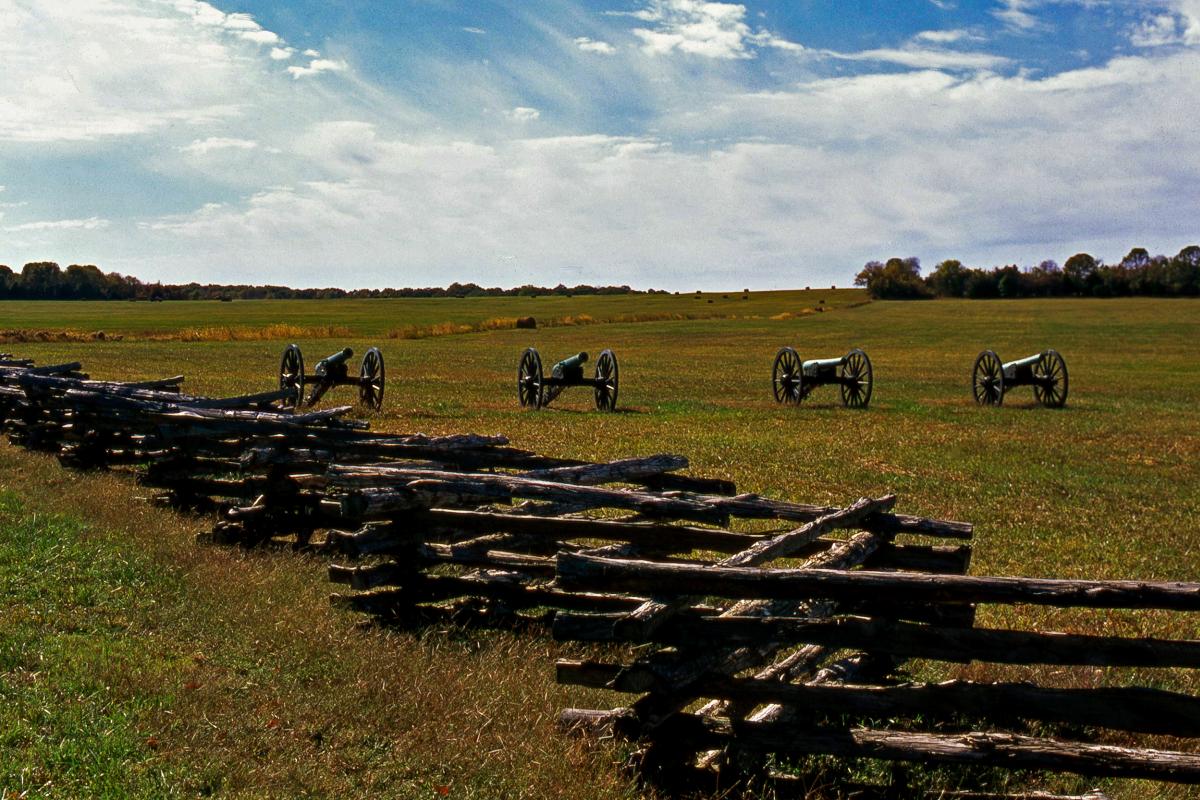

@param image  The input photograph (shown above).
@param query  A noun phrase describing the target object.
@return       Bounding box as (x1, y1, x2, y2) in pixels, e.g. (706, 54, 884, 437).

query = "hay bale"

(516, 316, 537, 330)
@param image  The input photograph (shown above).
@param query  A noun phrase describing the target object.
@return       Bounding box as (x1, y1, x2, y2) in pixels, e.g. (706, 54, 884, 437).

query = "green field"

(2, 293, 1198, 798)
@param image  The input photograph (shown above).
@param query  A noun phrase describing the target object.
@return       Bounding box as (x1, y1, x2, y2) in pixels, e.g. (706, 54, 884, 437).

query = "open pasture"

(1, 294, 1198, 798)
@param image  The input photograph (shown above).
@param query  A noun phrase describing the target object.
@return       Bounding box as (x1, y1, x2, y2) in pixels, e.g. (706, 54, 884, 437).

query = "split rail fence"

(3, 352, 1199, 799)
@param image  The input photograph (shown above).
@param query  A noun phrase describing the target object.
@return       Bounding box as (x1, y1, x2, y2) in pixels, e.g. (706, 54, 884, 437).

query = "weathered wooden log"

(662, 492, 973, 539)
(616, 496, 897, 640)
(557, 612, 1200, 668)
(650, 714, 1200, 783)
(328, 543, 557, 588)
(334, 475, 730, 525)
(557, 667, 1200, 737)
(326, 507, 772, 555)
(558, 553, 1200, 610)
(26, 362, 84, 376)
(760, 772, 1111, 800)
(334, 573, 657, 617)
(323, 465, 966, 537)
(520, 454, 688, 485)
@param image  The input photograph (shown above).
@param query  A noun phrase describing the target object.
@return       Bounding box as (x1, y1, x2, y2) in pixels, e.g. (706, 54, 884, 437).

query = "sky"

(1, 0, 1198, 291)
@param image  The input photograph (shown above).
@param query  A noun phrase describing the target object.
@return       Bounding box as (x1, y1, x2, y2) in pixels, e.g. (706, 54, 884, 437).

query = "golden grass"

(151, 323, 356, 342)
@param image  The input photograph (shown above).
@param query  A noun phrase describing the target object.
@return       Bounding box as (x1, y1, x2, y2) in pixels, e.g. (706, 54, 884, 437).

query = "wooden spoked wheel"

(1033, 349, 1068, 408)
(594, 349, 619, 412)
(772, 347, 803, 404)
(518, 347, 544, 409)
(359, 347, 385, 410)
(279, 344, 304, 410)
(972, 350, 1004, 406)
(839, 348, 873, 409)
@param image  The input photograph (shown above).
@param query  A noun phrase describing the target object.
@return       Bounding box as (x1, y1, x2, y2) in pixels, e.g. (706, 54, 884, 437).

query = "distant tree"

(996, 265, 1023, 298)
(0, 265, 15, 299)
(1063, 253, 1099, 296)
(1024, 260, 1065, 296)
(1120, 247, 1152, 272)
(20, 261, 64, 299)
(64, 264, 107, 299)
(964, 268, 999, 299)
(1168, 245, 1200, 296)
(855, 257, 931, 299)
(926, 259, 967, 297)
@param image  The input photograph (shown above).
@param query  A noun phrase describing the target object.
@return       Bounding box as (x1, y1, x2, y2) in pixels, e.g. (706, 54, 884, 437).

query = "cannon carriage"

(278, 344, 385, 410)
(517, 348, 619, 411)
(972, 349, 1067, 407)
(771, 347, 873, 409)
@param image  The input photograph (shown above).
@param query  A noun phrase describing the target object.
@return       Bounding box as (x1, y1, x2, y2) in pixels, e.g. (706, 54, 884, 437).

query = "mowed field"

(1, 292, 1198, 799)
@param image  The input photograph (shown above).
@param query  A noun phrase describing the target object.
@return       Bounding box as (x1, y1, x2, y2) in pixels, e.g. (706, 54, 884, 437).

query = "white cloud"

(130, 44, 1200, 289)
(1131, 14, 1180, 47)
(830, 46, 1009, 70)
(303, 49, 321, 57)
(1181, 0, 1200, 43)
(0, 0, 310, 143)
(575, 36, 617, 54)
(462, 27, 487, 35)
(506, 106, 541, 122)
(6, 217, 110, 232)
(914, 29, 981, 44)
(287, 58, 349, 79)
(179, 137, 259, 155)
(270, 46, 295, 60)
(993, 0, 1039, 31)
(630, 0, 801, 59)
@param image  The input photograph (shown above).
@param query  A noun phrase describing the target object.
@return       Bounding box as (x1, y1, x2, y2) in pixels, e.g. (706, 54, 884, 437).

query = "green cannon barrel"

(552, 352, 589, 382)
(554, 352, 589, 371)
(315, 347, 354, 377)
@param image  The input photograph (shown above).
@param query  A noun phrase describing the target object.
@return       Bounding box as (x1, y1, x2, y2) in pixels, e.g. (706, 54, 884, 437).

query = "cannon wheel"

(518, 347, 544, 409)
(359, 347, 385, 410)
(839, 348, 873, 409)
(972, 350, 1004, 406)
(594, 349, 619, 411)
(1033, 349, 1068, 408)
(279, 344, 304, 410)
(772, 346, 803, 404)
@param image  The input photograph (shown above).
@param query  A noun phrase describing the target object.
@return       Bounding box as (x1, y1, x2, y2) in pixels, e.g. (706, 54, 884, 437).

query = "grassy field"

(1, 293, 1198, 798)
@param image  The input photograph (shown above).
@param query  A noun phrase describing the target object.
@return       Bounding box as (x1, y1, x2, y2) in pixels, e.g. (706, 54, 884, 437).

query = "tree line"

(855, 246, 1200, 300)
(0, 262, 651, 301)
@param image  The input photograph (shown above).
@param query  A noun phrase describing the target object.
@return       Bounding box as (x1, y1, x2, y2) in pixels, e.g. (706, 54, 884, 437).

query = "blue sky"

(1, 0, 1198, 290)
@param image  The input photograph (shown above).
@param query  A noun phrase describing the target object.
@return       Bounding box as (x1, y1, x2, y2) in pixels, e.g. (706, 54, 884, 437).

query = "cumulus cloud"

(630, 0, 801, 59)
(287, 58, 349, 79)
(575, 36, 617, 54)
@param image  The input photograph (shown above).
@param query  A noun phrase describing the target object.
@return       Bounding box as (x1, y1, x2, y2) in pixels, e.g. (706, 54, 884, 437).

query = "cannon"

(517, 347, 618, 411)
(771, 347, 873, 408)
(972, 349, 1067, 407)
(278, 344, 385, 410)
